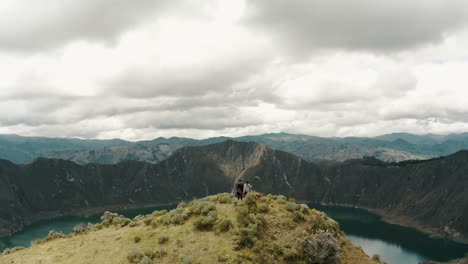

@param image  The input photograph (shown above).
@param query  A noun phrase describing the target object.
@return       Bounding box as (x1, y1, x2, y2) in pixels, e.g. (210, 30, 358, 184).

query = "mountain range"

(1, 140, 467, 243)
(2, 132, 468, 164)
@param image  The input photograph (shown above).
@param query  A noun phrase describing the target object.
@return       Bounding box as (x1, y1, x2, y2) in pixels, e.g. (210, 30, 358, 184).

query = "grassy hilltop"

(1, 193, 380, 264)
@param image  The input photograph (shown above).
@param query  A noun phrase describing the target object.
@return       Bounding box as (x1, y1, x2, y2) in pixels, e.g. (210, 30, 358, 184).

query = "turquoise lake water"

(1, 203, 467, 264)
(310, 203, 468, 264)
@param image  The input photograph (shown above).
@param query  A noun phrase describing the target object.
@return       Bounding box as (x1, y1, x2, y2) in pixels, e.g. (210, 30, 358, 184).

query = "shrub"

(283, 246, 302, 262)
(207, 210, 218, 218)
(73, 224, 86, 235)
(253, 215, 267, 233)
(90, 223, 103, 231)
(143, 248, 167, 259)
(288, 197, 296, 202)
(133, 215, 145, 221)
(100, 212, 131, 227)
(236, 206, 250, 227)
(271, 243, 284, 257)
(237, 224, 259, 249)
(308, 212, 340, 233)
(143, 218, 152, 226)
(134, 235, 141, 243)
(191, 201, 216, 215)
(372, 254, 381, 262)
(101, 211, 119, 226)
(128, 248, 167, 263)
(143, 249, 156, 259)
(177, 202, 188, 208)
(218, 253, 229, 262)
(150, 219, 158, 229)
(178, 256, 191, 264)
(193, 215, 217, 231)
(252, 242, 280, 264)
(293, 211, 306, 223)
(153, 249, 168, 258)
(114, 216, 131, 227)
(236, 214, 266, 249)
(277, 195, 287, 201)
(158, 235, 169, 245)
(176, 239, 184, 248)
(216, 217, 233, 232)
(128, 221, 139, 227)
(32, 230, 66, 245)
(139, 256, 152, 264)
(284, 202, 300, 212)
(257, 203, 269, 213)
(244, 194, 257, 209)
(217, 193, 233, 204)
(127, 249, 143, 263)
(371, 254, 388, 263)
(259, 196, 271, 204)
(2, 246, 25, 255)
(160, 208, 191, 225)
(300, 230, 342, 264)
(169, 213, 186, 225)
(300, 204, 311, 215)
(152, 210, 168, 217)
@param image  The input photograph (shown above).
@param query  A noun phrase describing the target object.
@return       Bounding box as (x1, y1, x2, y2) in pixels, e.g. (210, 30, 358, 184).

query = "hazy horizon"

(2, 130, 468, 142)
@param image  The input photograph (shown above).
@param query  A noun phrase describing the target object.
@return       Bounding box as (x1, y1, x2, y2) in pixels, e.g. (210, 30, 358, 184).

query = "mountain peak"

(0, 193, 375, 264)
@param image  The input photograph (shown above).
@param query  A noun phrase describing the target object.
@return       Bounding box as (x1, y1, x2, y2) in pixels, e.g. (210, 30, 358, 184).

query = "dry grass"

(0, 192, 378, 264)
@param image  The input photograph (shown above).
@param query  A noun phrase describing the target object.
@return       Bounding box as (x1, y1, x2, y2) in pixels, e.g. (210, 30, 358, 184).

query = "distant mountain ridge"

(1, 140, 468, 242)
(2, 132, 468, 164)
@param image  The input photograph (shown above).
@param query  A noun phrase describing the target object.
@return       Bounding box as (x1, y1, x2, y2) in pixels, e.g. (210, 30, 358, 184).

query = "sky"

(1, 0, 468, 141)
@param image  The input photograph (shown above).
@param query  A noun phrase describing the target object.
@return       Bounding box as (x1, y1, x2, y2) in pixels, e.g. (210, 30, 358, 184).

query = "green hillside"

(1, 193, 379, 264)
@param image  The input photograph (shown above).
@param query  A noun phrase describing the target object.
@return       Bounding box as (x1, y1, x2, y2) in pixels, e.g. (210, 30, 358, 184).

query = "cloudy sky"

(1, 0, 468, 140)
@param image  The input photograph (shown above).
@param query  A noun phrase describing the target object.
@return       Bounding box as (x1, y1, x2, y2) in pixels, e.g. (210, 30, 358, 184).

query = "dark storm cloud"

(0, 0, 173, 51)
(245, 0, 468, 53)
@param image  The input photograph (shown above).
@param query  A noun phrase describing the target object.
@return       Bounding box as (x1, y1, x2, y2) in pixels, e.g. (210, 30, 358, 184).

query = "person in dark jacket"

(235, 179, 244, 200)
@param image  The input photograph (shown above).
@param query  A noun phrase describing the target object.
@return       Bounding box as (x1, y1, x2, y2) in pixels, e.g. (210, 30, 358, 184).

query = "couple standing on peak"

(234, 179, 252, 201)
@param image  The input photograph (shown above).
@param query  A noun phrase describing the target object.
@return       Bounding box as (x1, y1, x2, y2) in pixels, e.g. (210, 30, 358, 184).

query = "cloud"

(103, 16, 274, 99)
(245, 0, 468, 54)
(0, 0, 174, 51)
(1, 0, 468, 140)
(271, 53, 418, 109)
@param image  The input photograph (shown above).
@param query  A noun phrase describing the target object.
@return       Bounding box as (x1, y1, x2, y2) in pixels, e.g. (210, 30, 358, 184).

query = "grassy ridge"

(1, 193, 380, 264)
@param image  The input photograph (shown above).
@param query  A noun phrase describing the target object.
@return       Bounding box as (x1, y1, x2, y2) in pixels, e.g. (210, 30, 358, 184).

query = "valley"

(1, 140, 467, 245)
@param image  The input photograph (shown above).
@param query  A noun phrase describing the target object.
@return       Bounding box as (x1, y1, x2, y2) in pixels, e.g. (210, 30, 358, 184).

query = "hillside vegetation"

(2, 140, 468, 242)
(0, 193, 378, 264)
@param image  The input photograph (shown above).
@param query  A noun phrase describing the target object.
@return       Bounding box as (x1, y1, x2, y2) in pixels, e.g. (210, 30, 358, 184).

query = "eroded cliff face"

(0, 140, 467, 241)
(238, 148, 468, 242)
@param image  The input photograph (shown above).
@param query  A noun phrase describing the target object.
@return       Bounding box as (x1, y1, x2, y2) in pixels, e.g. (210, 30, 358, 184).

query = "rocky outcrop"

(1, 140, 467, 242)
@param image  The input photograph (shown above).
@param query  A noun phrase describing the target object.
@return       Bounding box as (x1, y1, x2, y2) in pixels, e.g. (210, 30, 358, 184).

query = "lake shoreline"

(3, 197, 468, 263)
(0, 201, 178, 239)
(3, 198, 468, 247)
(301, 201, 468, 245)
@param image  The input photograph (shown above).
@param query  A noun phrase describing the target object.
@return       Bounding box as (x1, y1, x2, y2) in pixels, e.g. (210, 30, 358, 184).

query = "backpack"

(236, 182, 244, 193)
